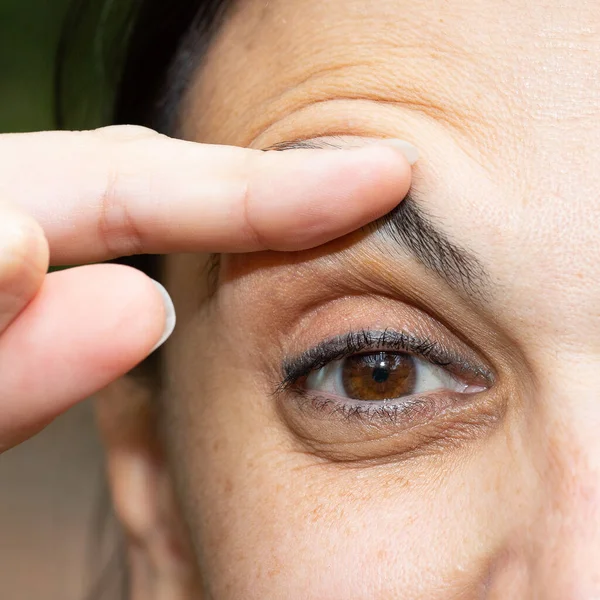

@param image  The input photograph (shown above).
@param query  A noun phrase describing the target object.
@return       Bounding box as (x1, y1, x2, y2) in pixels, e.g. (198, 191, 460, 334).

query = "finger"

(0, 264, 173, 450)
(0, 207, 48, 333)
(0, 127, 416, 263)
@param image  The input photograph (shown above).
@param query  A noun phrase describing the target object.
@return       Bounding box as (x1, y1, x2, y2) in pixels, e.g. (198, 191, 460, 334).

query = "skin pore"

(99, 0, 600, 598)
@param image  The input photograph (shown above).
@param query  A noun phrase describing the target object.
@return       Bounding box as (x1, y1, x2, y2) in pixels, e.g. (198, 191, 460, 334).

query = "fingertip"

(340, 143, 414, 198)
(57, 264, 169, 367)
(370, 138, 419, 165)
(0, 208, 49, 279)
(2, 264, 167, 388)
(0, 263, 171, 447)
(247, 143, 414, 251)
(0, 209, 49, 332)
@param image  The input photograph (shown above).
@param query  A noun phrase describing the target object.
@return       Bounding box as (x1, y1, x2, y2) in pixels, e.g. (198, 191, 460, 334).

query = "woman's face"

(106, 0, 600, 597)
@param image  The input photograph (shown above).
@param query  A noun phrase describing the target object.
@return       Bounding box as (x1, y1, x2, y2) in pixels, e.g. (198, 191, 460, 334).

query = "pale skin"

(96, 0, 600, 598)
(0, 126, 413, 450)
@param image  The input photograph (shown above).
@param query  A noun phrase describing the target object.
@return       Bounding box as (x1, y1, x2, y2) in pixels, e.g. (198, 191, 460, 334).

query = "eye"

(278, 330, 497, 458)
(305, 351, 481, 402)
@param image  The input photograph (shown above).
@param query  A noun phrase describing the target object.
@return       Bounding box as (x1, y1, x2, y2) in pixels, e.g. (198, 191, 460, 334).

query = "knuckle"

(97, 166, 144, 258)
(239, 150, 269, 250)
(93, 126, 161, 258)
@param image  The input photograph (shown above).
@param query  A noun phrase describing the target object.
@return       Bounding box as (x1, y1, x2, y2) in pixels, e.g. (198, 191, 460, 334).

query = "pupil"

(372, 366, 390, 383)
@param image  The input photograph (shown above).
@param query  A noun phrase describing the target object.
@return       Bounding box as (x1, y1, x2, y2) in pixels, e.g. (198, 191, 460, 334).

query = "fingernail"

(373, 139, 419, 165)
(150, 280, 176, 353)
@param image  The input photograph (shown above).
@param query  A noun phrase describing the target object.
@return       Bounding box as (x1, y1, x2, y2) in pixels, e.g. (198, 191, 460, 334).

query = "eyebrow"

(375, 194, 489, 297)
(265, 139, 490, 297)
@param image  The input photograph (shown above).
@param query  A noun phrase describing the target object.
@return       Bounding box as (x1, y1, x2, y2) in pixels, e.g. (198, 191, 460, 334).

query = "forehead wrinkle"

(186, 2, 516, 147)
(251, 64, 500, 145)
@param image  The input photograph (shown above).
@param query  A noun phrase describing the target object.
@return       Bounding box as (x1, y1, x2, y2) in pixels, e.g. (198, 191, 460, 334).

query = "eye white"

(304, 354, 470, 400)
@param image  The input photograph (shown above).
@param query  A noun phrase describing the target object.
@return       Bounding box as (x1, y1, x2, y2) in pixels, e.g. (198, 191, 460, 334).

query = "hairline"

(154, 0, 234, 135)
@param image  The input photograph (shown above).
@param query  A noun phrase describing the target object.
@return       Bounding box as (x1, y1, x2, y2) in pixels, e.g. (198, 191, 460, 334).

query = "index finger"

(0, 126, 417, 264)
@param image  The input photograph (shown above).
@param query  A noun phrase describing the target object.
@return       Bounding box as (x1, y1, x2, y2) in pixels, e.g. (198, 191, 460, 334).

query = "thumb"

(0, 264, 174, 450)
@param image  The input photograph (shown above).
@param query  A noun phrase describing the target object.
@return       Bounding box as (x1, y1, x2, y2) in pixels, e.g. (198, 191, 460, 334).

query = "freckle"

(224, 479, 233, 494)
(377, 549, 388, 561)
(212, 440, 220, 452)
(378, 475, 410, 500)
(310, 502, 327, 523)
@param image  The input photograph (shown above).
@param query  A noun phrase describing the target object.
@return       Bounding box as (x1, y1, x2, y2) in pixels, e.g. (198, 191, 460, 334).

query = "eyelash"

(278, 329, 492, 423)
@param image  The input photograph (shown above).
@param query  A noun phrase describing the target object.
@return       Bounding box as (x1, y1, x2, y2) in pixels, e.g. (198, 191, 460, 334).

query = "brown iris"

(341, 352, 417, 401)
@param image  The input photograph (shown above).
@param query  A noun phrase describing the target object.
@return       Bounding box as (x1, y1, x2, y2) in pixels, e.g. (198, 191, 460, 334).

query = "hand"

(0, 125, 415, 451)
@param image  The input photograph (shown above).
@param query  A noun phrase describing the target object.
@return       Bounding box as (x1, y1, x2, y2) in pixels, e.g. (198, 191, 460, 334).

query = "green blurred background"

(0, 6, 121, 599)
(0, 0, 72, 132)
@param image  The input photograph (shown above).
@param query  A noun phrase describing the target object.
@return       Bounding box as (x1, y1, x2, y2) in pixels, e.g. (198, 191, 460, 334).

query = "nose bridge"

(525, 370, 600, 597)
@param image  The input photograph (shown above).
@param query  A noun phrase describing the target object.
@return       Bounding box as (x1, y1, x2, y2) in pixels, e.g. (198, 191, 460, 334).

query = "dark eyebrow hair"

(374, 193, 489, 296)
(264, 138, 350, 151)
(265, 139, 490, 297)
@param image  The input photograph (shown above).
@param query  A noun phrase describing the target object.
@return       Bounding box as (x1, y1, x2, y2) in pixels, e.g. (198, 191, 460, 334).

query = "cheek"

(162, 335, 539, 600)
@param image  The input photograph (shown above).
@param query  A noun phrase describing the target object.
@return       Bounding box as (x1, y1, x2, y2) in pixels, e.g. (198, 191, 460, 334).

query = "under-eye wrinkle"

(276, 329, 494, 427)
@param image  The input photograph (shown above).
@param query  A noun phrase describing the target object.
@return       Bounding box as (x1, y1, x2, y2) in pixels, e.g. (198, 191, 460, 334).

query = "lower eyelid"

(277, 387, 505, 464)
(292, 387, 460, 425)
(273, 321, 499, 462)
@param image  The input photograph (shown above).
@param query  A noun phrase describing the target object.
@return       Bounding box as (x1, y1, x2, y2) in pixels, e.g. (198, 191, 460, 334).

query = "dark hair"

(56, 2, 231, 596)
(57, 0, 230, 131)
(58, 0, 231, 376)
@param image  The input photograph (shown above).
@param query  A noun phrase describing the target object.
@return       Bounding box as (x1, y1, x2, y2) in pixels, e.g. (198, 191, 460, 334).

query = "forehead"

(184, 0, 600, 150)
(178, 0, 600, 345)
